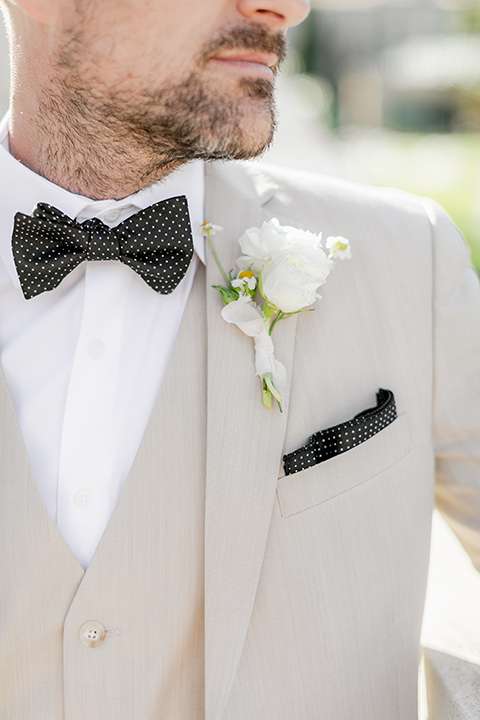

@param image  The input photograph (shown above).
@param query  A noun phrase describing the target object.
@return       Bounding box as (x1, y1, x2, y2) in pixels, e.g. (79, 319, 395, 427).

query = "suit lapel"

(203, 163, 297, 720)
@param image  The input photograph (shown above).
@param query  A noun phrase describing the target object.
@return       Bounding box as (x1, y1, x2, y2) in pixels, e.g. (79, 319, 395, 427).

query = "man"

(0, 0, 479, 718)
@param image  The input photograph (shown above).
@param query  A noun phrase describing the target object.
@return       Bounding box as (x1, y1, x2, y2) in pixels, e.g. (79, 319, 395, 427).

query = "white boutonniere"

(202, 219, 351, 411)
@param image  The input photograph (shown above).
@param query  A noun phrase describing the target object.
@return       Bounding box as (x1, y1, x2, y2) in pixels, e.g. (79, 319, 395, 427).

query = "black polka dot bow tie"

(11, 196, 194, 299)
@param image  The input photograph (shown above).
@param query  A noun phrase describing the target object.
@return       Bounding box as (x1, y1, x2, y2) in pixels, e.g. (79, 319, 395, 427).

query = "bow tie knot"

(12, 196, 194, 299)
(82, 218, 121, 262)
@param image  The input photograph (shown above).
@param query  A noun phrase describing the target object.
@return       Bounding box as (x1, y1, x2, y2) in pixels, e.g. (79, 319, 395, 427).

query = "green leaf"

(262, 381, 272, 409)
(263, 302, 278, 321)
(262, 373, 283, 412)
(212, 285, 239, 305)
(258, 268, 265, 299)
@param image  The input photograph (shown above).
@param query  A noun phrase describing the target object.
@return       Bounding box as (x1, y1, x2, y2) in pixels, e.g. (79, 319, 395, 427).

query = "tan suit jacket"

(1, 160, 479, 719)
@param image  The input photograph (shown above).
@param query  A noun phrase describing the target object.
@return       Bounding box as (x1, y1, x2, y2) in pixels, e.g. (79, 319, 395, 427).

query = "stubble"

(37, 23, 287, 199)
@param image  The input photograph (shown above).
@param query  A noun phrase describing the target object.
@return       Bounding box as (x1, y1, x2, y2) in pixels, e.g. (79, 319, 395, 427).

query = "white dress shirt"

(0, 113, 205, 569)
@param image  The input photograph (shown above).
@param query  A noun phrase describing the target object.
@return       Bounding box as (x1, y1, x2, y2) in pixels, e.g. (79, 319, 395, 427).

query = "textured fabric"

(12, 197, 193, 298)
(203, 162, 480, 720)
(0, 160, 479, 720)
(283, 388, 397, 474)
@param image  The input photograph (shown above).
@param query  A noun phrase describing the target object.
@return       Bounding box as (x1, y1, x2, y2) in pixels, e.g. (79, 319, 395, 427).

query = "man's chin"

(221, 99, 276, 159)
(174, 96, 275, 162)
(234, 124, 275, 160)
(203, 121, 275, 162)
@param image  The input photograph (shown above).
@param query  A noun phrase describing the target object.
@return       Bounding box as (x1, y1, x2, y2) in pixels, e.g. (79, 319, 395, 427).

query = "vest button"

(79, 620, 106, 648)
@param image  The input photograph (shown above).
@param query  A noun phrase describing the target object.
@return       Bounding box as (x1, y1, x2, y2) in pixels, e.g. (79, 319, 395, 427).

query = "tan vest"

(0, 267, 206, 719)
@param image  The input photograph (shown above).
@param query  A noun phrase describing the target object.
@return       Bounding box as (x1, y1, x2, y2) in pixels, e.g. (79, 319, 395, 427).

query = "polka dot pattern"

(283, 389, 397, 476)
(11, 196, 194, 299)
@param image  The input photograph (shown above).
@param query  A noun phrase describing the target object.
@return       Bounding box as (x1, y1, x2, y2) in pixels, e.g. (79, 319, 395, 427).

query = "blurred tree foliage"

(460, 6, 480, 33)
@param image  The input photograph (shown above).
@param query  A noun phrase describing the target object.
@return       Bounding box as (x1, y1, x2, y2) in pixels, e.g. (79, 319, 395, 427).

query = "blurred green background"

(268, 0, 480, 269)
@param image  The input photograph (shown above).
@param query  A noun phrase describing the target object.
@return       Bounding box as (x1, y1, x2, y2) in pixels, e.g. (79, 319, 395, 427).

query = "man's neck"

(8, 100, 184, 201)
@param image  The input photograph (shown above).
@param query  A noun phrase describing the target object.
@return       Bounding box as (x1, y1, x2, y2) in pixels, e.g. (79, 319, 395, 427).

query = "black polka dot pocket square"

(283, 389, 397, 476)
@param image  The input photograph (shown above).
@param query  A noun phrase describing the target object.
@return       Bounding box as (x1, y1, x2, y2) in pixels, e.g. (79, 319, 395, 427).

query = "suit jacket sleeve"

(428, 199, 480, 570)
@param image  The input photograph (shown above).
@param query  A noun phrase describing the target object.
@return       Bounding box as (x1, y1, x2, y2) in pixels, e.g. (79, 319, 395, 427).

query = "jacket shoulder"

(210, 160, 429, 218)
(206, 160, 469, 265)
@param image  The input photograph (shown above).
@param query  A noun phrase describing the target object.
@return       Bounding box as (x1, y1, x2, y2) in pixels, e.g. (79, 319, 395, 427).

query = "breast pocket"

(277, 413, 411, 518)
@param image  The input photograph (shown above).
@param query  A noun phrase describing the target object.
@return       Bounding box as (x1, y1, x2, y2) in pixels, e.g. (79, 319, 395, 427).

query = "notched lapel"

(204, 164, 297, 720)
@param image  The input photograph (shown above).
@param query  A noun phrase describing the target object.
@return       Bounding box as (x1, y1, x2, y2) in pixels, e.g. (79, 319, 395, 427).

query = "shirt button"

(89, 340, 105, 359)
(74, 488, 95, 509)
(79, 620, 106, 648)
(104, 209, 120, 223)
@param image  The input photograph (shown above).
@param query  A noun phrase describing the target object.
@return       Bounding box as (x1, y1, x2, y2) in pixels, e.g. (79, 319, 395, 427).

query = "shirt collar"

(0, 112, 205, 290)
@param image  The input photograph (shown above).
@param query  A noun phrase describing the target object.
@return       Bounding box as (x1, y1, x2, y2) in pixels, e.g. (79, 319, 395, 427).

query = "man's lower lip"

(211, 58, 274, 78)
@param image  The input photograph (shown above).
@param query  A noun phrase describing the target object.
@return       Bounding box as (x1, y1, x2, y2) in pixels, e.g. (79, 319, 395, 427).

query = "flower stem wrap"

(221, 299, 287, 408)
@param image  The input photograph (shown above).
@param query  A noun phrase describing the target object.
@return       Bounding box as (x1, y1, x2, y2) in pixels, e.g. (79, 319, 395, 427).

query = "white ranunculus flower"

(262, 245, 333, 314)
(236, 218, 323, 276)
(236, 218, 332, 313)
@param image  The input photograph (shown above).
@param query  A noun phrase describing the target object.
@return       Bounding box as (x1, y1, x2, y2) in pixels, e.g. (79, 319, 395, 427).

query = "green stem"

(269, 311, 284, 335)
(207, 230, 230, 287)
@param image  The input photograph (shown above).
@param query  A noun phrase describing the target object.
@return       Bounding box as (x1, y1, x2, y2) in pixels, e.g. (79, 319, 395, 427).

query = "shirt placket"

(56, 260, 132, 569)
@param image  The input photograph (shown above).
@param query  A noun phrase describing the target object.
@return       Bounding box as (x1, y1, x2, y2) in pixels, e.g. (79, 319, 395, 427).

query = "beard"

(101, 24, 288, 165)
(38, 23, 287, 197)
(91, 69, 278, 169)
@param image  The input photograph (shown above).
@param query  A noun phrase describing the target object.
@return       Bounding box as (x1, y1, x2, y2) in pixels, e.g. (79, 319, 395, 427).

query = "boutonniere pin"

(202, 219, 351, 411)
